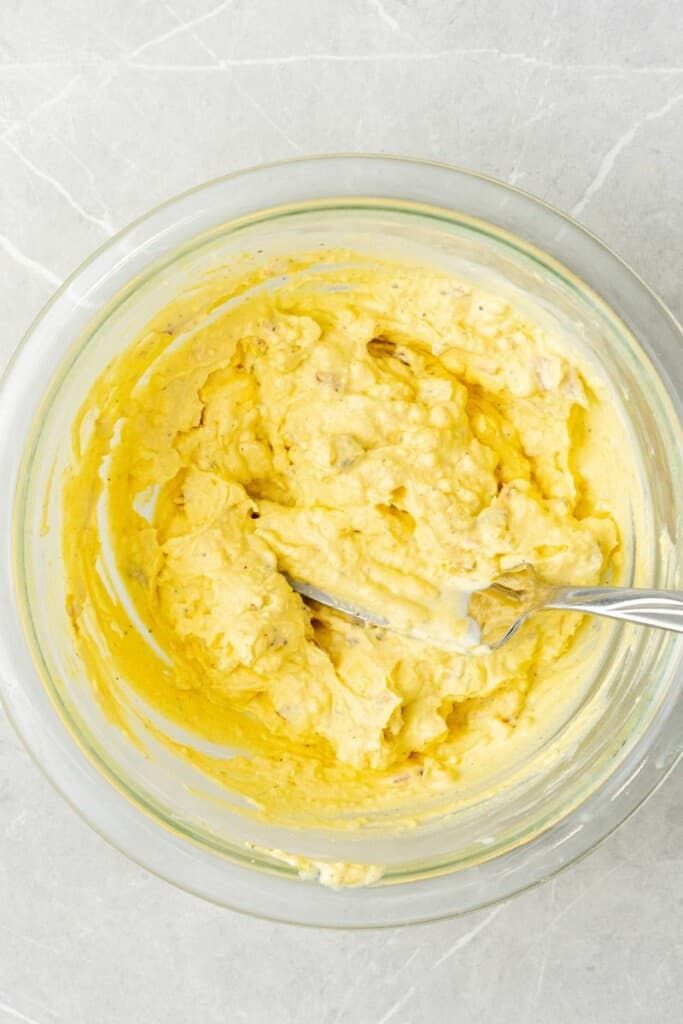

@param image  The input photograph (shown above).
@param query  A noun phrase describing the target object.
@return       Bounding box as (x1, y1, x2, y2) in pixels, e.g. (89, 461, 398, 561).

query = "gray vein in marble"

(0, 995, 61, 1024)
(124, 0, 236, 63)
(163, 1, 304, 153)
(432, 905, 504, 967)
(0, 232, 61, 288)
(0, 74, 81, 141)
(375, 986, 417, 1024)
(571, 92, 683, 216)
(123, 52, 683, 73)
(366, 0, 413, 41)
(0, 57, 681, 74)
(3, 136, 115, 234)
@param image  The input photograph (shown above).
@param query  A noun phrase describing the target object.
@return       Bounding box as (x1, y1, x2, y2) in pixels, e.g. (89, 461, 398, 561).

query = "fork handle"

(549, 586, 683, 634)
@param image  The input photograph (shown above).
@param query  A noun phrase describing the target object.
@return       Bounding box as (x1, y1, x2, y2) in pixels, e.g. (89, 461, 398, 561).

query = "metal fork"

(288, 567, 683, 651)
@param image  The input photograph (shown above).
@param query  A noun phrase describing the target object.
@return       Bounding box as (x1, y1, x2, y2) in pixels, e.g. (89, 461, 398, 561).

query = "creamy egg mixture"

(63, 250, 632, 831)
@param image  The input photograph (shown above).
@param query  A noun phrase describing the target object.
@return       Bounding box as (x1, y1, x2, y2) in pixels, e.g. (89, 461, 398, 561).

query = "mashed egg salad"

(63, 249, 634, 832)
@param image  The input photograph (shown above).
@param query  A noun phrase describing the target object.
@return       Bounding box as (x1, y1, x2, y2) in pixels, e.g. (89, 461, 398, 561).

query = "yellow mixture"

(63, 250, 631, 829)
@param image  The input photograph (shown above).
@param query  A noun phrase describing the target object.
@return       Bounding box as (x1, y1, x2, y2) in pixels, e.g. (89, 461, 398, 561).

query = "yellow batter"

(63, 250, 630, 828)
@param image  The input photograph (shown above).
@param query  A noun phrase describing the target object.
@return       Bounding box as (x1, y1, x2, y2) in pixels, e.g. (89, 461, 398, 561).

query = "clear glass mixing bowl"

(0, 156, 681, 928)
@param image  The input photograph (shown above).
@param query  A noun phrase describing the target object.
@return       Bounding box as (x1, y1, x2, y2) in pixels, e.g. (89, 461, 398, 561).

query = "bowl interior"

(17, 201, 682, 876)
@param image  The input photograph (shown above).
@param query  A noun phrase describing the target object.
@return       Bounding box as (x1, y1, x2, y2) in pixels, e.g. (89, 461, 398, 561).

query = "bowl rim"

(0, 153, 681, 928)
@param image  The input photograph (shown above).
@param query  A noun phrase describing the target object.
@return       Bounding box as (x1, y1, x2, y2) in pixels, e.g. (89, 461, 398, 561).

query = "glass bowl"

(0, 156, 681, 928)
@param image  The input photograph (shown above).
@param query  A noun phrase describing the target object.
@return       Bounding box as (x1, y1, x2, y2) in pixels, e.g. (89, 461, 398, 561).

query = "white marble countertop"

(1, 2, 681, 1021)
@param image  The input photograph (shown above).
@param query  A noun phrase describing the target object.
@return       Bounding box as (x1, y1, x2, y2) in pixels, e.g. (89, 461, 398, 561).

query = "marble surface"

(1, 1, 681, 1021)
